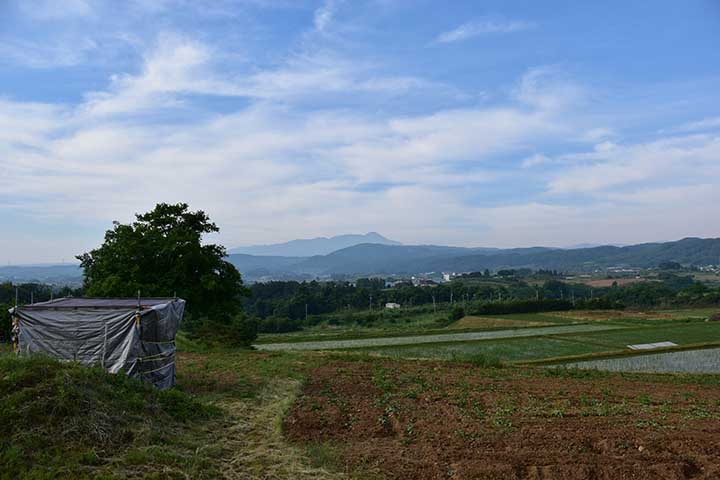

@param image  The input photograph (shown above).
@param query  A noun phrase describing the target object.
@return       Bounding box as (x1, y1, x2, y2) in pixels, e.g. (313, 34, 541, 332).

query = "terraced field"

(254, 323, 625, 351)
(256, 308, 720, 373)
(561, 347, 720, 374)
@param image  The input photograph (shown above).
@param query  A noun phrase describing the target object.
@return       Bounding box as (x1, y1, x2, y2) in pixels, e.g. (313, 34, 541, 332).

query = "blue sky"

(1, 0, 720, 263)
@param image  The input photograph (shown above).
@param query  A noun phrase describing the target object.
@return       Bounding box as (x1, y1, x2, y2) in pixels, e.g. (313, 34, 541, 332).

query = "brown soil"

(449, 316, 551, 330)
(284, 359, 720, 479)
(550, 310, 683, 321)
(581, 278, 653, 288)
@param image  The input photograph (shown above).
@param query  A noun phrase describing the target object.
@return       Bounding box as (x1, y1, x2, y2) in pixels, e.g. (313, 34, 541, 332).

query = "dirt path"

(217, 378, 344, 480)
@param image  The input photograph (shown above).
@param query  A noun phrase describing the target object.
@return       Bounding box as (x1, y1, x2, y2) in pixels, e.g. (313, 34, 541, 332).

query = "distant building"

(385, 302, 401, 309)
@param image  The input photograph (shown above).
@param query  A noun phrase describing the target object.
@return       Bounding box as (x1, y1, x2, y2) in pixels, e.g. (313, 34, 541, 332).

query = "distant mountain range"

(229, 232, 401, 257)
(226, 237, 720, 281)
(2, 237, 719, 285)
(0, 264, 83, 286)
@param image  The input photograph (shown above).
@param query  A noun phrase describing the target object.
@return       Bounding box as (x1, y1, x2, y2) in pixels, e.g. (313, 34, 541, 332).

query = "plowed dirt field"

(285, 360, 720, 479)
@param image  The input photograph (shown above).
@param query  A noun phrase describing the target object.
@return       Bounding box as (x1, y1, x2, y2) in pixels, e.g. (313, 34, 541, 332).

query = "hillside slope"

(230, 232, 401, 256)
(230, 237, 720, 277)
(0, 354, 218, 478)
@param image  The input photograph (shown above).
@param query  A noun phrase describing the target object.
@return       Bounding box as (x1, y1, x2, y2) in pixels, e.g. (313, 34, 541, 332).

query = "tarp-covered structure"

(9, 297, 185, 389)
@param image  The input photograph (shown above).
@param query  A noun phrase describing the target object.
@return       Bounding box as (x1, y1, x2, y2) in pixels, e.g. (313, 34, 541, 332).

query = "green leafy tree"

(77, 203, 251, 337)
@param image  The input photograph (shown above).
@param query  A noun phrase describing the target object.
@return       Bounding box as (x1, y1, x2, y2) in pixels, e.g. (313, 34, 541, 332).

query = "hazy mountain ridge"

(227, 237, 720, 278)
(3, 237, 719, 284)
(0, 264, 83, 285)
(229, 232, 401, 257)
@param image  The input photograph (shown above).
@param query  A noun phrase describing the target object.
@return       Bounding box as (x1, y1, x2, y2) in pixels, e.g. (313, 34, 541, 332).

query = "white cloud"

(435, 17, 533, 43)
(521, 153, 551, 168)
(314, 0, 336, 32)
(665, 116, 720, 133)
(0, 37, 98, 69)
(1, 22, 718, 262)
(0, 50, 581, 262)
(548, 134, 720, 194)
(515, 66, 585, 111)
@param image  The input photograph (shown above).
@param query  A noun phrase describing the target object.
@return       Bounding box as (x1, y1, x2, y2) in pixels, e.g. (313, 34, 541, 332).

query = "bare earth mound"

(285, 360, 720, 479)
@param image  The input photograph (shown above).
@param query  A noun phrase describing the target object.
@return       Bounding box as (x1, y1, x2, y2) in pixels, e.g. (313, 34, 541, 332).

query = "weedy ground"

(0, 341, 363, 480)
(3, 306, 720, 479)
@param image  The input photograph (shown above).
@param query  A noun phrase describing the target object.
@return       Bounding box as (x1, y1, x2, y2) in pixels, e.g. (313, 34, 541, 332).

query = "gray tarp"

(9, 298, 185, 390)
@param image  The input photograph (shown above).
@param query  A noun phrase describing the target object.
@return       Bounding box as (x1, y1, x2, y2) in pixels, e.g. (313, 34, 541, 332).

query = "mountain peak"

(229, 232, 401, 257)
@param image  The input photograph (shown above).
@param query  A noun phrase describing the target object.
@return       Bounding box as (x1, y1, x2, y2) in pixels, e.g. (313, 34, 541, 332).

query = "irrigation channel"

(254, 323, 625, 351)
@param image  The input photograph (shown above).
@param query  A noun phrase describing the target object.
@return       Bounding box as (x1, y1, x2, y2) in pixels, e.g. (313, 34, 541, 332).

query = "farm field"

(285, 358, 720, 479)
(359, 335, 613, 363)
(561, 347, 720, 374)
(255, 323, 625, 351)
(256, 308, 720, 373)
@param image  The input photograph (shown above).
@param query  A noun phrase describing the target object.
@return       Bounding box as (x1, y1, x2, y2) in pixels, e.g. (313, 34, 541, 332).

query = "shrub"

(258, 315, 300, 333)
(188, 313, 258, 347)
(467, 299, 574, 315)
(0, 304, 10, 343)
(448, 305, 465, 323)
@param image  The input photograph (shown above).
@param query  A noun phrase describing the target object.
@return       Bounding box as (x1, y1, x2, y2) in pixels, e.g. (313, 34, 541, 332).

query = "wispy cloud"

(1, 1, 718, 262)
(0, 37, 99, 69)
(314, 0, 336, 33)
(521, 153, 551, 168)
(663, 116, 720, 134)
(435, 17, 534, 44)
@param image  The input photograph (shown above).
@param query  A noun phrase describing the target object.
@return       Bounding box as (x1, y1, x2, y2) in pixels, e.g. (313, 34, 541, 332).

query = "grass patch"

(363, 335, 611, 363)
(0, 353, 219, 479)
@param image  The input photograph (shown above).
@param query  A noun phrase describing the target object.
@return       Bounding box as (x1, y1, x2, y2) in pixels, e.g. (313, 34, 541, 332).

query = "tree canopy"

(77, 203, 248, 321)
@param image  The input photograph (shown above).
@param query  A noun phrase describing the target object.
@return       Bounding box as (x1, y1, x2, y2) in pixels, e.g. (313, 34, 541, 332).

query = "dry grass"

(215, 377, 344, 480)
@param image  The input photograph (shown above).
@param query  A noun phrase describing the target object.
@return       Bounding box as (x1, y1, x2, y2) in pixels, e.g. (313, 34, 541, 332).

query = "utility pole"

(432, 294, 436, 313)
(535, 287, 539, 300)
(369, 294, 373, 311)
(305, 303, 308, 323)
